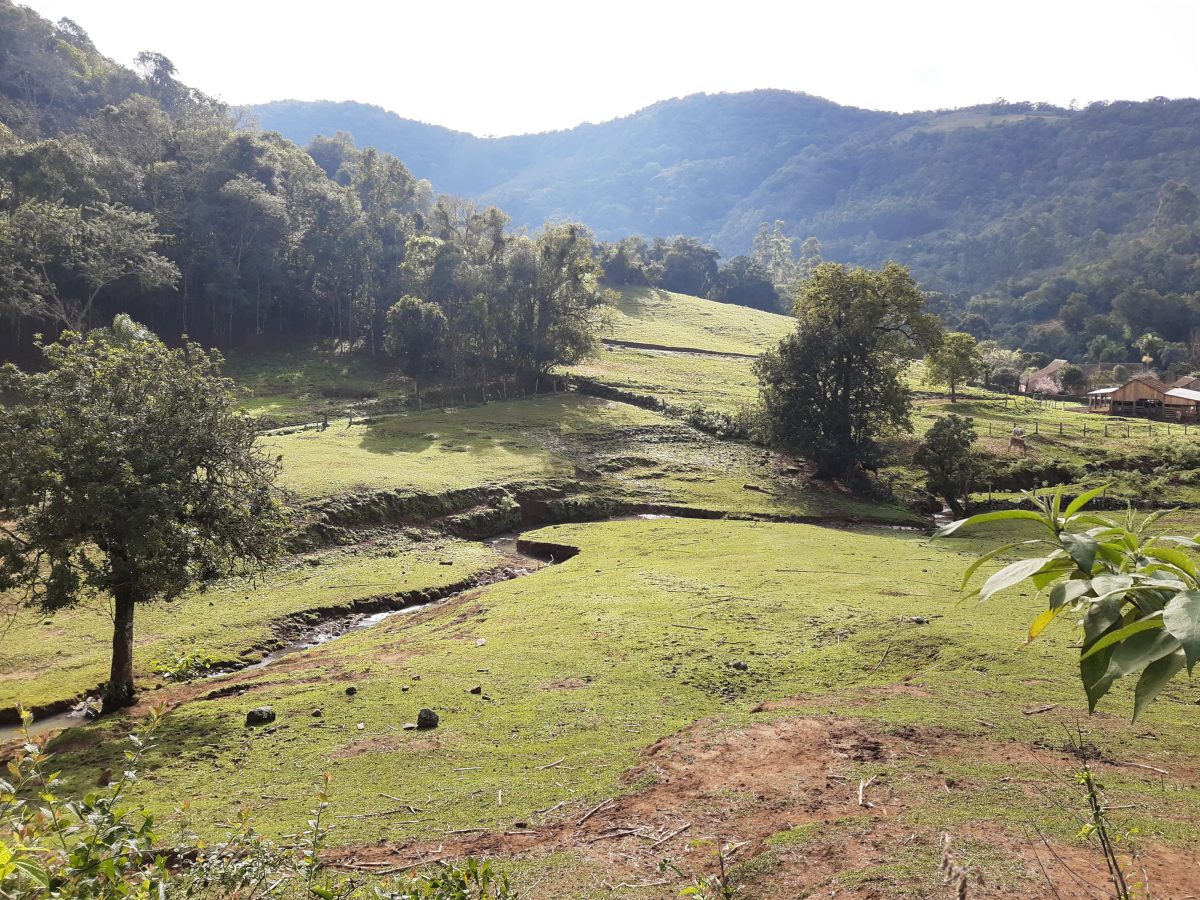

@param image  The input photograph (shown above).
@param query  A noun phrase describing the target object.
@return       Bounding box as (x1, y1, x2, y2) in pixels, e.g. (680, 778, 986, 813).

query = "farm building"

(1024, 360, 1151, 394)
(1087, 373, 1200, 420)
(1021, 359, 1068, 394)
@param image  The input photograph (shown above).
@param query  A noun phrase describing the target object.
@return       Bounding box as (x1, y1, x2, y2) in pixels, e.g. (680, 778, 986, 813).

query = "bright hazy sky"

(19, 0, 1200, 136)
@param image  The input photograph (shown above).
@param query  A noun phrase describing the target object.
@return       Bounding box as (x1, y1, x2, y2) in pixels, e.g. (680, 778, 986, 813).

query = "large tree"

(2, 199, 178, 330)
(0, 316, 289, 712)
(755, 262, 941, 476)
(924, 331, 983, 402)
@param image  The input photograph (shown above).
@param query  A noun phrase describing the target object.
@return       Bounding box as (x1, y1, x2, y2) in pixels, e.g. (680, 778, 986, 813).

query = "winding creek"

(0, 508, 931, 748)
(0, 528, 564, 747)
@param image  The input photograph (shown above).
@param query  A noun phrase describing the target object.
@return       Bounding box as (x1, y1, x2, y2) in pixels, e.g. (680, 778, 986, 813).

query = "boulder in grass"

(245, 706, 276, 726)
(416, 708, 439, 729)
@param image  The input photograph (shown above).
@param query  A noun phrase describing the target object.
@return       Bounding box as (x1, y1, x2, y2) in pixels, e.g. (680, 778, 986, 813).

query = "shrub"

(940, 486, 1200, 718)
(150, 648, 215, 682)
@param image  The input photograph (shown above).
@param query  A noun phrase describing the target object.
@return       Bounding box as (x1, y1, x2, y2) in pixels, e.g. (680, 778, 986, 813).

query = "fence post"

(1059, 423, 1063, 436)
(1148, 424, 1152, 437)
(1034, 422, 1039, 435)
(1126, 425, 1131, 438)
(1104, 424, 1109, 437)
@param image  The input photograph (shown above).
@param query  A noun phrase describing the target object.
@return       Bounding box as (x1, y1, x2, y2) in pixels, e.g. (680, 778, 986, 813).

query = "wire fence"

(982, 419, 1199, 440)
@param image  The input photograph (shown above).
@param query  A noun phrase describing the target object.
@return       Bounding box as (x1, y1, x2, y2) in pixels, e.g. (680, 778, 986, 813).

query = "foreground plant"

(938, 486, 1198, 717)
(0, 708, 515, 898)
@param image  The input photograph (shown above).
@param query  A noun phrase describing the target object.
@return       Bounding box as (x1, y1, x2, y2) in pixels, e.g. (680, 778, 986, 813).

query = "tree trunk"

(103, 585, 137, 713)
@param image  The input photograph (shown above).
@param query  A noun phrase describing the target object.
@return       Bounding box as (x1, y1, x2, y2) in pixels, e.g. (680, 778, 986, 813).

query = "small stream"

(1, 509, 915, 747)
(0, 535, 556, 747)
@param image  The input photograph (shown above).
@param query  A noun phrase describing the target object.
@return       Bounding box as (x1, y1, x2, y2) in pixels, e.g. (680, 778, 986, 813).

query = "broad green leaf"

(1144, 546, 1198, 579)
(1133, 649, 1186, 720)
(977, 557, 1053, 603)
(1088, 628, 1181, 704)
(934, 509, 1051, 538)
(1030, 555, 1075, 591)
(1079, 612, 1164, 660)
(1163, 590, 1200, 673)
(12, 858, 49, 887)
(1061, 532, 1099, 574)
(1049, 578, 1091, 610)
(1083, 595, 1127, 648)
(1050, 487, 1063, 524)
(1090, 573, 1134, 597)
(1064, 485, 1109, 520)
(1073, 514, 1121, 529)
(1082, 639, 1116, 712)
(959, 540, 1044, 592)
(1160, 535, 1200, 552)
(1027, 606, 1062, 642)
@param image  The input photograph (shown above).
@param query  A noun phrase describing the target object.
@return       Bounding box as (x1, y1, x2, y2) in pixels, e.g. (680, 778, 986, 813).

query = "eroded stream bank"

(1, 494, 927, 748)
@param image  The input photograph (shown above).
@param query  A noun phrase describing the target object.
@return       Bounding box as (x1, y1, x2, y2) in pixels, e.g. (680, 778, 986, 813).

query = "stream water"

(1, 510, 918, 747)
(0, 530, 561, 747)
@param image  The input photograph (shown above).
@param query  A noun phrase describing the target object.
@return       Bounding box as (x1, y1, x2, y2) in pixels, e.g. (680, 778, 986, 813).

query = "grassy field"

(0, 533, 502, 712)
(40, 517, 1200, 897)
(2, 392, 910, 719)
(11, 290, 1200, 896)
(268, 393, 907, 522)
(606, 286, 793, 354)
(225, 348, 407, 425)
(564, 347, 760, 415)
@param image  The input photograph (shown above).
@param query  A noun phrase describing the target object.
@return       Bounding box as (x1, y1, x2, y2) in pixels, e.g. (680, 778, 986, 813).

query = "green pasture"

(224, 348, 407, 425)
(563, 346, 760, 415)
(0, 534, 501, 713)
(606, 286, 793, 354)
(43, 517, 1200, 896)
(268, 393, 908, 522)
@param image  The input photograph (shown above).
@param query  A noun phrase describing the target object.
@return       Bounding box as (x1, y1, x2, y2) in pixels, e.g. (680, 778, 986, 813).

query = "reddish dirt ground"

(325, 713, 1200, 898)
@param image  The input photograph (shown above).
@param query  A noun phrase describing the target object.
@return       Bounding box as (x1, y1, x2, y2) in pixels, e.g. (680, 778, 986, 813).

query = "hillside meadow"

(4, 288, 1200, 898)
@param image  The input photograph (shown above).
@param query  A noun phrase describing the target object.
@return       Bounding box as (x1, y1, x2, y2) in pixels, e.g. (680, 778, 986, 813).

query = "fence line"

(983, 420, 1196, 440)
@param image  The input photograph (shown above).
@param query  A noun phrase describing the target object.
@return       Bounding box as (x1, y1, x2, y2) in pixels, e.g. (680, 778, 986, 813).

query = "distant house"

(1021, 359, 1068, 394)
(1087, 373, 1200, 420)
(1025, 360, 1151, 394)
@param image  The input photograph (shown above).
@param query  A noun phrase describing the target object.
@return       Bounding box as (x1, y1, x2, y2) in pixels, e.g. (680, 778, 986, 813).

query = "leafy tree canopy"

(0, 316, 289, 710)
(755, 262, 941, 476)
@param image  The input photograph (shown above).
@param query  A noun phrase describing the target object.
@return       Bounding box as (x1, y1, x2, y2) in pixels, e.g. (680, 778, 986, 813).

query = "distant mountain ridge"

(249, 92, 1200, 304)
(250, 91, 896, 248)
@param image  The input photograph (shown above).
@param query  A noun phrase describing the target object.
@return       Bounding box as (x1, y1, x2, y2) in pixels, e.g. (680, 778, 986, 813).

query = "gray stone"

(245, 706, 276, 726)
(345, 686, 357, 696)
(416, 708, 439, 729)
(311, 708, 323, 717)
(468, 685, 482, 695)
(731, 661, 749, 672)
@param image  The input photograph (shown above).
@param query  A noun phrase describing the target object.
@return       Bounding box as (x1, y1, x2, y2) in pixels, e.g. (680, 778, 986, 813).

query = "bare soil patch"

(326, 714, 1194, 897)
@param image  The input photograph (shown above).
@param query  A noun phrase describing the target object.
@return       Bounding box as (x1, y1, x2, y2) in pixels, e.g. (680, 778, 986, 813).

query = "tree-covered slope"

(252, 94, 1200, 350)
(251, 92, 897, 242)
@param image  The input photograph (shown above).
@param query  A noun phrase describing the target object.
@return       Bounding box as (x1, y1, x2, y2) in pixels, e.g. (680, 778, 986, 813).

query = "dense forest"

(256, 94, 1200, 361)
(0, 1, 607, 380)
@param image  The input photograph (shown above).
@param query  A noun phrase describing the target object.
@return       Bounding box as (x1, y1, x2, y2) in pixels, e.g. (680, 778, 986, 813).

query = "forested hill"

(0, 1, 610, 378)
(254, 94, 1200, 357)
(251, 93, 895, 243)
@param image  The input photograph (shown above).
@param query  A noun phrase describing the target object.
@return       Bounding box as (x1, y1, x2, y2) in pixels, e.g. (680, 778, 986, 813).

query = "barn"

(1087, 374, 1200, 420)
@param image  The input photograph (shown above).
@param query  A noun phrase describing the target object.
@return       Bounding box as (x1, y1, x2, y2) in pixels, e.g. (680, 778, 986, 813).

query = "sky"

(18, 0, 1200, 136)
